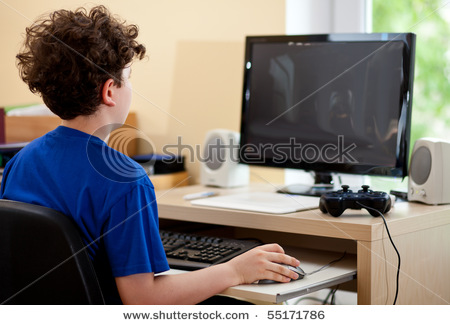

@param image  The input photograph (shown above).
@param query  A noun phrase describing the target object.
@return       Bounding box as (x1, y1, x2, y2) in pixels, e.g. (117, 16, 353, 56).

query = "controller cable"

(356, 202, 401, 305)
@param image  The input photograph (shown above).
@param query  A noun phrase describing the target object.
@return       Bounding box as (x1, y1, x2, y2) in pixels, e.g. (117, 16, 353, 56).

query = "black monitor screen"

(239, 34, 416, 189)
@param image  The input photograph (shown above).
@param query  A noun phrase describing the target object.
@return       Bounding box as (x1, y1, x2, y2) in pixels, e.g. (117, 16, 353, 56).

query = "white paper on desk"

(190, 192, 319, 214)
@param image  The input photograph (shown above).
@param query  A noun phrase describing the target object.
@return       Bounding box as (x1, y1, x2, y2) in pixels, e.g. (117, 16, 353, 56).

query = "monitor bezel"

(239, 33, 416, 179)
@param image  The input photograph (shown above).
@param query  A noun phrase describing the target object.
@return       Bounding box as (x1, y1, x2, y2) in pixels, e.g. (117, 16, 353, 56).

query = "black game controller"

(319, 185, 392, 217)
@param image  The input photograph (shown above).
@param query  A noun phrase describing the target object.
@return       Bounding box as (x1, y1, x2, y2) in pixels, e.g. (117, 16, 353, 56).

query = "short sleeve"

(102, 183, 169, 277)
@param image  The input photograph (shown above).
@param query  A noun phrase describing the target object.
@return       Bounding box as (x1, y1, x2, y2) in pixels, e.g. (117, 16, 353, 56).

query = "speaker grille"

(410, 146, 432, 185)
(204, 136, 226, 171)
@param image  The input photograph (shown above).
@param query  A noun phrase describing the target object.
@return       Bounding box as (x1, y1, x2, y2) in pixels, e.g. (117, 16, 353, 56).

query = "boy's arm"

(115, 243, 300, 305)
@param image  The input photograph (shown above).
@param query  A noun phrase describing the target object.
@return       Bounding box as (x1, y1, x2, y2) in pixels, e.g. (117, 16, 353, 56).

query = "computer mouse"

(258, 264, 306, 284)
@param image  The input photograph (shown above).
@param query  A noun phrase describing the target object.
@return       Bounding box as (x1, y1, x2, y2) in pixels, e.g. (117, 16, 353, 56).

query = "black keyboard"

(160, 230, 260, 271)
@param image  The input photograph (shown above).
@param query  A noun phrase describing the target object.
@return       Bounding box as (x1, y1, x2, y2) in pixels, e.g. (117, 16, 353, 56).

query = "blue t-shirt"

(0, 126, 169, 303)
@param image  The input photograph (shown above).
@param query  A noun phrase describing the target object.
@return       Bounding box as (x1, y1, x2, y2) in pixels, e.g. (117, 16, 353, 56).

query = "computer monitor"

(239, 33, 416, 196)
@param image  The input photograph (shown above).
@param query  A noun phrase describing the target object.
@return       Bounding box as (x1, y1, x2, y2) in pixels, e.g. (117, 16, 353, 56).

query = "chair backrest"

(0, 199, 104, 304)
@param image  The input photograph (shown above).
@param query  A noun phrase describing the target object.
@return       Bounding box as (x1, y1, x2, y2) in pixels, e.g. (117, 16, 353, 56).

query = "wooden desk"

(155, 184, 450, 305)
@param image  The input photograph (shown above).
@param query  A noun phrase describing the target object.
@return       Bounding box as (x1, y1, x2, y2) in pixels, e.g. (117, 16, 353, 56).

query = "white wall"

(286, 0, 370, 34)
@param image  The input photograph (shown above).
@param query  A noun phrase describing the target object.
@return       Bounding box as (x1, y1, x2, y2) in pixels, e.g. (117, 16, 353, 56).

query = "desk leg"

(357, 224, 450, 305)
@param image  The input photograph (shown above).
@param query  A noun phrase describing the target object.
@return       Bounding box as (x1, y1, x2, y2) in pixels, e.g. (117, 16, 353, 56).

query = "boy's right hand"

(226, 243, 301, 285)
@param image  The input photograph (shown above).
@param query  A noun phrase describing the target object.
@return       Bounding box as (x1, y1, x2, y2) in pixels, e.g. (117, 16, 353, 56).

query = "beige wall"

(0, 0, 285, 184)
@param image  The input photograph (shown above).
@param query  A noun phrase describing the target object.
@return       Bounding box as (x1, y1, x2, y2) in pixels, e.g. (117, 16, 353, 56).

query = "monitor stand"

(277, 172, 335, 197)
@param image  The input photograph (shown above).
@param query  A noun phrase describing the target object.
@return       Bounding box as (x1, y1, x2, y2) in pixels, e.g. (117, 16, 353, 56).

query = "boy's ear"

(101, 78, 116, 106)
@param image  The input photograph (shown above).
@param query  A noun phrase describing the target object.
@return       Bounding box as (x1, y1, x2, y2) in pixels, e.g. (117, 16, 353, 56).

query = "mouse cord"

(305, 251, 347, 276)
(322, 285, 340, 305)
(356, 201, 401, 305)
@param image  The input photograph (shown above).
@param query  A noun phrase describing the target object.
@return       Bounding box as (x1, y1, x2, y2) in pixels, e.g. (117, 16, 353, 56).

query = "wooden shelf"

(149, 171, 190, 191)
(4, 112, 138, 156)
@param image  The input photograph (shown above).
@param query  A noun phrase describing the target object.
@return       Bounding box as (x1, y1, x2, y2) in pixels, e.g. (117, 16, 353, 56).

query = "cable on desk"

(285, 252, 347, 306)
(304, 251, 347, 276)
(356, 201, 401, 305)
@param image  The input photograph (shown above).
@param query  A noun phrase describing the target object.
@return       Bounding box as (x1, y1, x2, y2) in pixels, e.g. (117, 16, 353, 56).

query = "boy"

(1, 5, 300, 304)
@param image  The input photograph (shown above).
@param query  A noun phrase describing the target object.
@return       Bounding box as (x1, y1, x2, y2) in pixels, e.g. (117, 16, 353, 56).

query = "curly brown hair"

(16, 5, 146, 120)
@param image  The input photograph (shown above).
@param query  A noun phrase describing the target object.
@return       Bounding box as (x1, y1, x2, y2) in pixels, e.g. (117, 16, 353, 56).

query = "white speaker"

(408, 138, 450, 204)
(200, 129, 249, 188)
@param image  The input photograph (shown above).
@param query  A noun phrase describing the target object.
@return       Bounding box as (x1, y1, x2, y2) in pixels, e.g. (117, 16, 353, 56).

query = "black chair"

(0, 199, 104, 304)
